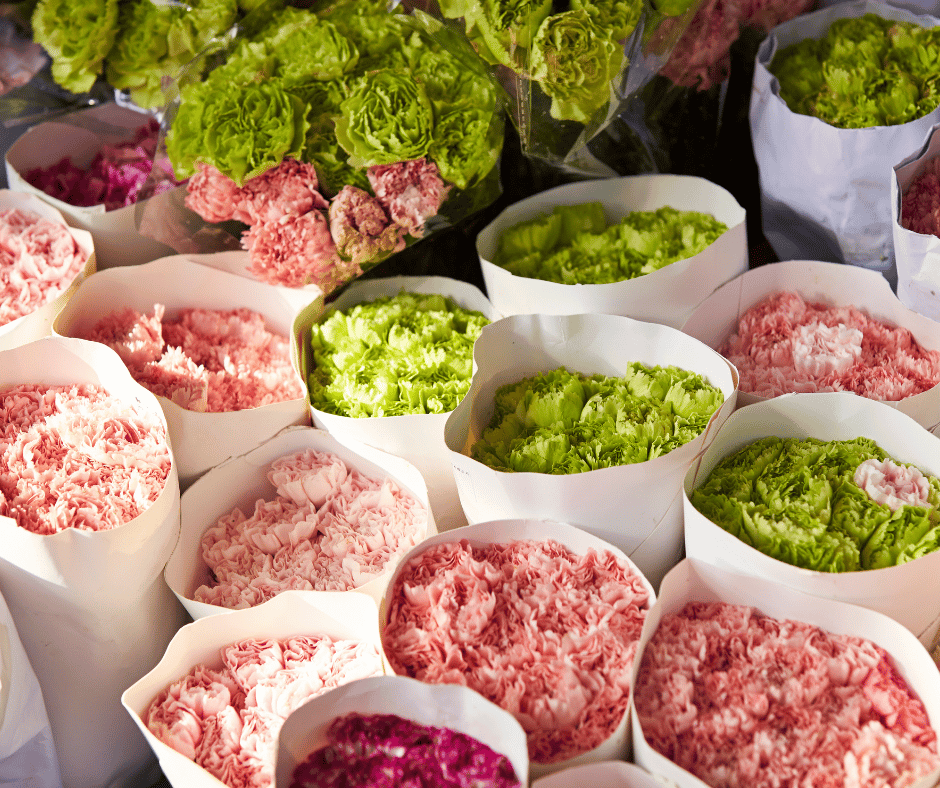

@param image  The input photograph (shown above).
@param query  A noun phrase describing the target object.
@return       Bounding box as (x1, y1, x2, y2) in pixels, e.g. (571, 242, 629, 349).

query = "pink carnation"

(0, 207, 85, 327)
(366, 158, 450, 238)
(0, 382, 172, 534)
(81, 306, 304, 413)
(661, 0, 813, 91)
(383, 538, 651, 764)
(243, 210, 357, 294)
(328, 185, 406, 268)
(146, 634, 384, 788)
(634, 601, 940, 788)
(186, 160, 328, 227)
(902, 158, 940, 237)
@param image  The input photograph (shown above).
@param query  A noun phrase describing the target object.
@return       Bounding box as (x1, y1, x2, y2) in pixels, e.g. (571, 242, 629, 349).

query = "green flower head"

(169, 79, 308, 184)
(334, 70, 434, 169)
(530, 10, 623, 124)
(32, 0, 120, 93)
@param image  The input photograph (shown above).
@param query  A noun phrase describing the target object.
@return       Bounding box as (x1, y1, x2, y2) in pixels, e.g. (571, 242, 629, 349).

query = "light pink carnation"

(366, 158, 451, 238)
(328, 185, 406, 268)
(902, 158, 940, 237)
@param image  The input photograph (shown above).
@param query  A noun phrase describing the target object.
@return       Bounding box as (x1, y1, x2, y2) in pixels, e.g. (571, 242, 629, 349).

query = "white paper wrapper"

(273, 674, 529, 788)
(0, 189, 94, 353)
(893, 122, 940, 321)
(0, 585, 61, 788)
(683, 391, 940, 651)
(4, 102, 179, 269)
(532, 761, 662, 788)
(0, 336, 188, 788)
(122, 590, 385, 788)
(475, 175, 748, 330)
(302, 275, 499, 533)
(750, 0, 940, 279)
(379, 518, 656, 779)
(166, 425, 436, 620)
(52, 254, 321, 487)
(680, 259, 940, 430)
(443, 313, 738, 589)
(631, 558, 940, 788)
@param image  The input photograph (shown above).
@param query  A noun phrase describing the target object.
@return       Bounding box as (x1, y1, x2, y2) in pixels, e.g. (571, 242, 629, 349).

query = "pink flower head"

(242, 210, 352, 292)
(366, 158, 451, 238)
(327, 185, 406, 268)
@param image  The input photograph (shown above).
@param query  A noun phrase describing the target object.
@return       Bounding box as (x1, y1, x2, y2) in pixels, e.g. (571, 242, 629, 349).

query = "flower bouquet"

(680, 259, 940, 430)
(750, 0, 940, 280)
(122, 591, 388, 788)
(0, 336, 188, 788)
(137, 0, 507, 296)
(409, 0, 710, 176)
(52, 255, 320, 485)
(29, 0, 241, 109)
(631, 558, 940, 788)
(274, 675, 529, 788)
(683, 391, 940, 651)
(443, 312, 738, 588)
(893, 122, 940, 321)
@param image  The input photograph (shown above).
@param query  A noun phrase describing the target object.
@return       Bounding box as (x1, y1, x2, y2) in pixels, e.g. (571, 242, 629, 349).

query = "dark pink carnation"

(366, 158, 450, 238)
(902, 158, 940, 237)
(328, 185, 406, 268)
(25, 120, 180, 210)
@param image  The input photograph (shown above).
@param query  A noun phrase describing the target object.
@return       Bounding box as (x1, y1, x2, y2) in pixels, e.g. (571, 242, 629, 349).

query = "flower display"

(0, 382, 171, 534)
(902, 156, 940, 237)
(163, 1, 503, 292)
(23, 119, 182, 210)
(689, 435, 940, 572)
(0, 207, 85, 328)
(634, 600, 940, 788)
(469, 363, 725, 473)
(80, 305, 304, 413)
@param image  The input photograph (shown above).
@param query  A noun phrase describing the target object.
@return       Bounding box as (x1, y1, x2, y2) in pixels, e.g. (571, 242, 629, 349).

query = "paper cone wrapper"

(750, 0, 940, 274)
(475, 174, 748, 329)
(302, 275, 499, 533)
(630, 558, 940, 788)
(379, 518, 656, 779)
(683, 391, 940, 650)
(893, 122, 940, 323)
(4, 102, 178, 269)
(0, 336, 188, 788)
(532, 761, 662, 788)
(681, 258, 940, 430)
(53, 254, 321, 487)
(122, 590, 386, 788)
(274, 674, 529, 788)
(166, 425, 436, 620)
(443, 313, 738, 589)
(0, 189, 94, 352)
(0, 585, 61, 787)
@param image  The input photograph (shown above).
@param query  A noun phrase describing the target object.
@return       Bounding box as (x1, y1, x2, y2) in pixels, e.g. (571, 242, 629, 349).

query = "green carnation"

(32, 0, 119, 93)
(334, 70, 434, 169)
(168, 79, 308, 184)
(106, 0, 238, 109)
(529, 10, 623, 124)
